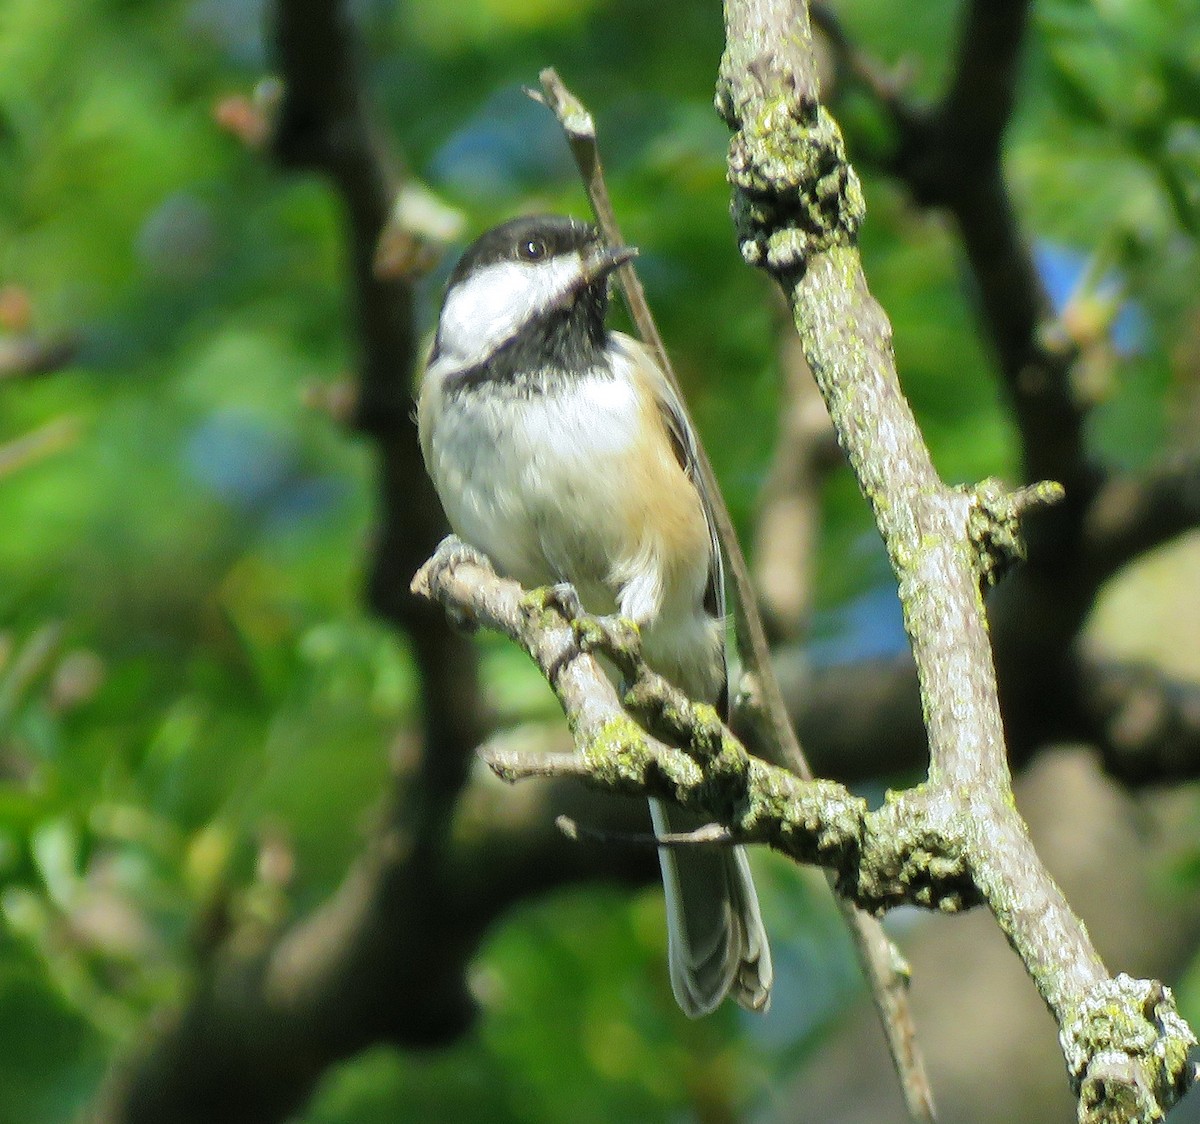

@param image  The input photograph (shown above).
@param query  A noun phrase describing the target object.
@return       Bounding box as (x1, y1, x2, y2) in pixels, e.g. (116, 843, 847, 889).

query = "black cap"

(447, 214, 598, 289)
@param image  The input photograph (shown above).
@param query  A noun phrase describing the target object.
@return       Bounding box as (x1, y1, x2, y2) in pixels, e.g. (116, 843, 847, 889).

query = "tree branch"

(812, 0, 1200, 791)
(0, 417, 81, 480)
(413, 540, 963, 911)
(888, 0, 1093, 497)
(779, 641, 1200, 792)
(713, 0, 1196, 1118)
(1077, 658, 1200, 785)
(272, 0, 486, 795)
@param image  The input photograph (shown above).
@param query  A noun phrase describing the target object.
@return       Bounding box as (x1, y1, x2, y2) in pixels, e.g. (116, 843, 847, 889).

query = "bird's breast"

(424, 370, 646, 596)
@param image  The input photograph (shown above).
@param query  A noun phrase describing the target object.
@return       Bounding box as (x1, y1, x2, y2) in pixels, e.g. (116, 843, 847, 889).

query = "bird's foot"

(574, 612, 642, 681)
(422, 535, 495, 632)
(431, 534, 492, 573)
(543, 582, 586, 622)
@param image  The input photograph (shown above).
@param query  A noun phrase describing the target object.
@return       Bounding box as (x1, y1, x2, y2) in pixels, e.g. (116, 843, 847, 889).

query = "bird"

(417, 213, 772, 1017)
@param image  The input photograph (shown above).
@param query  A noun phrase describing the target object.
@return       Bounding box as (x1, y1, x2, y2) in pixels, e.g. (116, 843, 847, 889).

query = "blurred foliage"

(0, 0, 1196, 1121)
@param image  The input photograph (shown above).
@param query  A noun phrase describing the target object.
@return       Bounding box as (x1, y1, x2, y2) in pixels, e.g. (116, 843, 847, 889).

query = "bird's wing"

(617, 333, 728, 716)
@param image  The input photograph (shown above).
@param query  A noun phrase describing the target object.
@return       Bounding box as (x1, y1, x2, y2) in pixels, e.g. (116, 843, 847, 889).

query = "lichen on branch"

(719, 93, 864, 271)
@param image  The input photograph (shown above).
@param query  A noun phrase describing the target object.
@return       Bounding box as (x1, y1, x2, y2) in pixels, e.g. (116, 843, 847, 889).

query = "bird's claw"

(429, 535, 493, 633)
(432, 535, 492, 573)
(532, 582, 642, 672)
(544, 582, 586, 622)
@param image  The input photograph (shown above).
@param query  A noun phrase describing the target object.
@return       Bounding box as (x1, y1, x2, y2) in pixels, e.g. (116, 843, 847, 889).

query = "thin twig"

(556, 815, 736, 848)
(532, 69, 798, 764)
(532, 67, 935, 1122)
(1083, 457, 1200, 583)
(811, 3, 917, 111)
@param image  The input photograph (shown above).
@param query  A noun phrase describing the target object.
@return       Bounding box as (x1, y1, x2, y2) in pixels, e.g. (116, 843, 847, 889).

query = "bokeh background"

(0, 0, 1198, 1121)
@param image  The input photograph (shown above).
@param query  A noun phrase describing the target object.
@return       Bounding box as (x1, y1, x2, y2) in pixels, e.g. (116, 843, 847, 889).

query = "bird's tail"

(650, 798, 772, 1017)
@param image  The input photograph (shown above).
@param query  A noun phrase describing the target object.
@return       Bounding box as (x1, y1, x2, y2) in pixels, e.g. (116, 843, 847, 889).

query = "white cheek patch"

(437, 254, 584, 368)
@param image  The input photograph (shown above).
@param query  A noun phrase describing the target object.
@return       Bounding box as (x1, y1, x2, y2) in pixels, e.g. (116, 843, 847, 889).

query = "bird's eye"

(519, 238, 547, 261)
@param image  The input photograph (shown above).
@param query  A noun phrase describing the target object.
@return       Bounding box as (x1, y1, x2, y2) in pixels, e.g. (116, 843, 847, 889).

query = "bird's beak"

(580, 243, 639, 286)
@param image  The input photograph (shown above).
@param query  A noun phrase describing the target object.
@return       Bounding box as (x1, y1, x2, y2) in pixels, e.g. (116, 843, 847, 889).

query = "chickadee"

(418, 214, 771, 1017)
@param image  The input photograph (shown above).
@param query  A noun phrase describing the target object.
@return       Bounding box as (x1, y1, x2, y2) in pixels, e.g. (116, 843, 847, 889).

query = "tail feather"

(650, 799, 772, 1017)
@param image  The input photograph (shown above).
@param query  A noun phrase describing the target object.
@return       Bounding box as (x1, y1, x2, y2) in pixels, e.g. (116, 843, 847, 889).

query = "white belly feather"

(423, 370, 640, 609)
